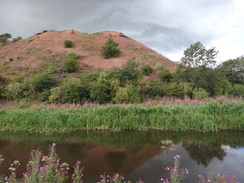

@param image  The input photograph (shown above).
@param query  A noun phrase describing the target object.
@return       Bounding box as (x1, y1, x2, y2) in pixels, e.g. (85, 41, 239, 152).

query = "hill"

(0, 30, 176, 78)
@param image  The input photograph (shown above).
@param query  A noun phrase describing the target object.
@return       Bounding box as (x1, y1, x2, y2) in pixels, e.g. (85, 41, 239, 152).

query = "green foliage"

(128, 85, 141, 104)
(112, 59, 142, 86)
(5, 79, 33, 100)
(164, 83, 185, 99)
(48, 65, 56, 74)
(113, 87, 130, 104)
(61, 77, 85, 104)
(89, 82, 111, 104)
(144, 81, 164, 98)
(229, 84, 244, 97)
(39, 89, 51, 102)
(218, 56, 244, 84)
(64, 52, 78, 72)
(141, 64, 154, 76)
(0, 86, 6, 100)
(193, 88, 209, 100)
(158, 70, 173, 82)
(49, 87, 62, 103)
(12, 36, 22, 43)
(10, 75, 25, 83)
(101, 38, 121, 59)
(0, 33, 12, 45)
(33, 72, 56, 92)
(181, 41, 218, 68)
(64, 40, 74, 48)
(0, 75, 6, 85)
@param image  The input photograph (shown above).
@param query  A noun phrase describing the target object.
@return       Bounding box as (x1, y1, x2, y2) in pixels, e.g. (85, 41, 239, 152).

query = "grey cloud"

(0, 0, 241, 61)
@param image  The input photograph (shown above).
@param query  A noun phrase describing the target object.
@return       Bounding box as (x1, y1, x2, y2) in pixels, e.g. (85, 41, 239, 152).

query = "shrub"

(64, 40, 74, 48)
(112, 59, 142, 86)
(164, 83, 185, 99)
(144, 81, 164, 98)
(101, 38, 121, 59)
(0, 75, 6, 85)
(64, 52, 78, 72)
(12, 36, 22, 43)
(48, 65, 56, 74)
(5, 80, 33, 100)
(229, 84, 244, 96)
(0, 86, 6, 100)
(128, 85, 141, 103)
(33, 72, 56, 92)
(39, 89, 51, 101)
(49, 87, 62, 103)
(193, 88, 209, 100)
(113, 87, 129, 104)
(158, 70, 173, 82)
(89, 82, 111, 104)
(141, 64, 154, 76)
(61, 77, 85, 104)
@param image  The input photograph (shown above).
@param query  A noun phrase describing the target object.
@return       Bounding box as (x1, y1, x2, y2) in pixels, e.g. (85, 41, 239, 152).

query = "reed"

(0, 101, 243, 133)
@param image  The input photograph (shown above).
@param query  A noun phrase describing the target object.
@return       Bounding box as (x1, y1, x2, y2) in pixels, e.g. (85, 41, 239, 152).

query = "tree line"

(0, 38, 243, 104)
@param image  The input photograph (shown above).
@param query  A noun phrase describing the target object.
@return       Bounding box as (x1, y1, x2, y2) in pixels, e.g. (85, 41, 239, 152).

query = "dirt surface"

(0, 30, 177, 78)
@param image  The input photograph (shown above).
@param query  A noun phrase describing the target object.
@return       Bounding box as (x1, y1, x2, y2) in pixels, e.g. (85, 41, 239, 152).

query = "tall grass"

(0, 101, 243, 133)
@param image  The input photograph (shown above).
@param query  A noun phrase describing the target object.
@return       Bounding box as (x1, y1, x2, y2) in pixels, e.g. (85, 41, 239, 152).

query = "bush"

(128, 85, 141, 103)
(33, 72, 56, 92)
(48, 65, 56, 74)
(113, 87, 129, 104)
(141, 64, 154, 76)
(12, 36, 22, 43)
(112, 59, 142, 86)
(5, 80, 33, 100)
(61, 77, 86, 104)
(0, 75, 6, 85)
(144, 81, 164, 98)
(158, 70, 173, 82)
(64, 40, 74, 48)
(193, 88, 209, 100)
(101, 38, 121, 59)
(229, 84, 244, 96)
(64, 52, 78, 72)
(49, 87, 62, 103)
(89, 82, 111, 104)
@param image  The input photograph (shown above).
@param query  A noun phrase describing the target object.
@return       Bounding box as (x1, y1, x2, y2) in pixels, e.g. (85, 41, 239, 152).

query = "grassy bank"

(0, 101, 243, 133)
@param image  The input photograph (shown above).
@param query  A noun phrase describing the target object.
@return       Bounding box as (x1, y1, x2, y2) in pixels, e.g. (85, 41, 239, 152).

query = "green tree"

(64, 52, 78, 72)
(217, 56, 244, 84)
(174, 42, 220, 96)
(192, 88, 209, 100)
(113, 87, 130, 104)
(89, 82, 111, 104)
(112, 59, 142, 86)
(0, 33, 12, 45)
(61, 77, 86, 104)
(181, 41, 218, 68)
(33, 72, 56, 92)
(141, 64, 154, 76)
(101, 38, 121, 59)
(12, 36, 22, 43)
(158, 70, 173, 82)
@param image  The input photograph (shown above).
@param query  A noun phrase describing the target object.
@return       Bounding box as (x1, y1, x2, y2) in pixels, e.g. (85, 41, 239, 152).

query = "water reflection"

(0, 131, 243, 183)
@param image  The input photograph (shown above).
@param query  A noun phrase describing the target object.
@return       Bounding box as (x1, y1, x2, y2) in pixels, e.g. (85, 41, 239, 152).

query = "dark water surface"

(0, 131, 243, 183)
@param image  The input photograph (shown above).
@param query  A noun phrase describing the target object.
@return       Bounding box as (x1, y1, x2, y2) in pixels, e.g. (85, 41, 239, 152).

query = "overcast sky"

(0, 0, 243, 62)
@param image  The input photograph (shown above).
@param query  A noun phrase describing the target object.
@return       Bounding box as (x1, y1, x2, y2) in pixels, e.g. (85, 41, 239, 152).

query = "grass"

(0, 101, 243, 133)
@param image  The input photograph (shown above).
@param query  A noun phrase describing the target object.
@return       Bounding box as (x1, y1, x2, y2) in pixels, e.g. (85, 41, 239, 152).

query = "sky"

(0, 0, 243, 62)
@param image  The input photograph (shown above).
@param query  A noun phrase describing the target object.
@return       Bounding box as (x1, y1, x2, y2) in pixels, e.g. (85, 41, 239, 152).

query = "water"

(0, 131, 243, 182)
